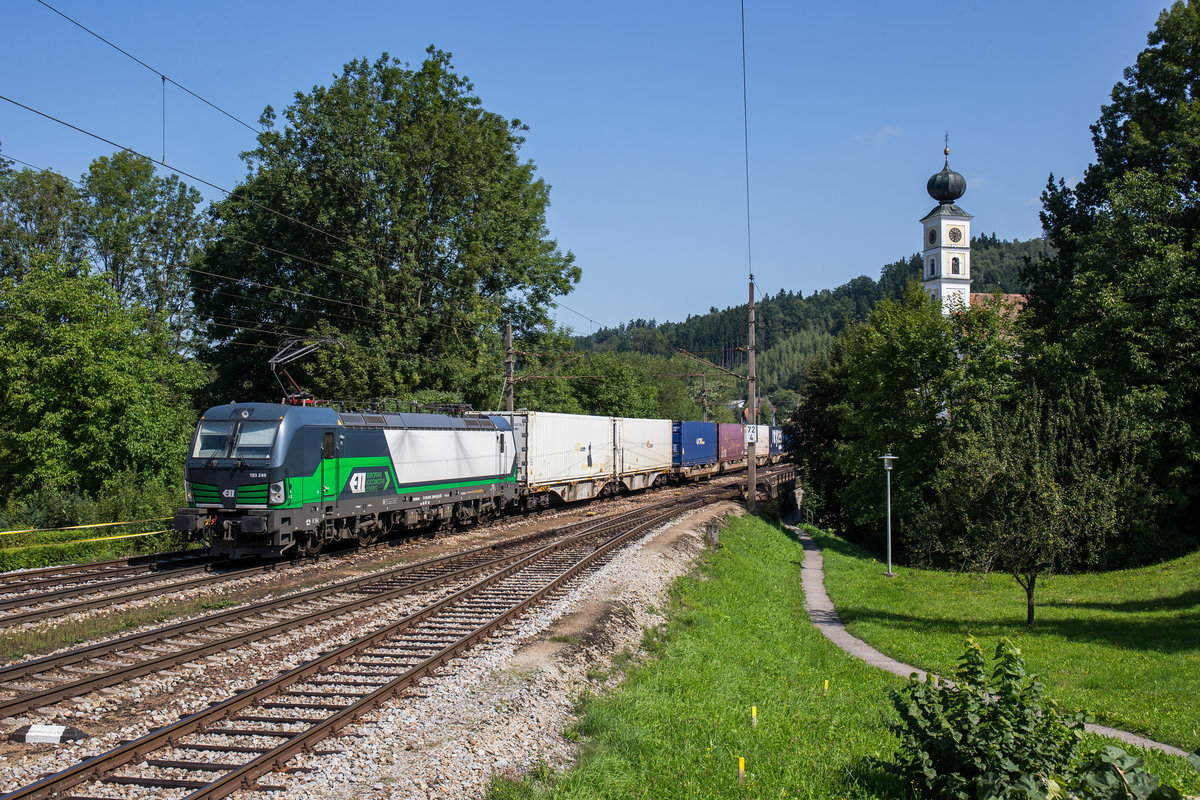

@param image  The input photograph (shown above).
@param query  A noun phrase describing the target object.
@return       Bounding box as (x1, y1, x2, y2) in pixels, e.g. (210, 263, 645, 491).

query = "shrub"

(886, 636, 1087, 799)
(985, 745, 1188, 800)
(883, 637, 1200, 799)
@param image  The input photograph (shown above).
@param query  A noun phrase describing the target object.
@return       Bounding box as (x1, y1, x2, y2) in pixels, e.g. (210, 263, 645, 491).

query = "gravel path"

(789, 520, 1191, 759)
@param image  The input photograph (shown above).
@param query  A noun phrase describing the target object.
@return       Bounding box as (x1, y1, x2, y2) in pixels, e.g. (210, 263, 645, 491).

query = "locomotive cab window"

(322, 432, 336, 459)
(191, 420, 280, 460)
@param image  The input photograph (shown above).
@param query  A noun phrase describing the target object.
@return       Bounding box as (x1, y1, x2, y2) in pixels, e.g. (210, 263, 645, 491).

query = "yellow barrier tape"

(0, 517, 172, 537)
(1, 529, 168, 550)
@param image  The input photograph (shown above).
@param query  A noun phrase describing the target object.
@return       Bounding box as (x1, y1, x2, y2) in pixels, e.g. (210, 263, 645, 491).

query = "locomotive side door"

(320, 430, 339, 511)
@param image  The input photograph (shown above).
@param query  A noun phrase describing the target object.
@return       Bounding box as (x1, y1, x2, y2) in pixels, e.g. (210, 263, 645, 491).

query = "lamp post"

(880, 452, 897, 577)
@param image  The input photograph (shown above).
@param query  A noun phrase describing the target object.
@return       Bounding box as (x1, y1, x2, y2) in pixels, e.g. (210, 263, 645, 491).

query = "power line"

(0, 98, 573, 335)
(37, 0, 260, 134)
(0, 144, 519, 341)
(551, 299, 609, 331)
(740, 0, 754, 282)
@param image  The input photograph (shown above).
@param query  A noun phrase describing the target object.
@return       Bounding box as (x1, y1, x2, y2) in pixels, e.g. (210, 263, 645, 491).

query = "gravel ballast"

(0, 500, 739, 798)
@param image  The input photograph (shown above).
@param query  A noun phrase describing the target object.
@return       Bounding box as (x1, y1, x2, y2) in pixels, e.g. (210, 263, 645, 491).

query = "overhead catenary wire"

(740, 0, 754, 283)
(0, 94, 483, 303)
(0, 117, 572, 344)
(36, 0, 261, 135)
(0, 149, 510, 341)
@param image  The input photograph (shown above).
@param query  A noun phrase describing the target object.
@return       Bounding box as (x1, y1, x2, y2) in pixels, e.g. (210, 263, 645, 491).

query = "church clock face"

(927, 229, 937, 245)
(948, 227, 963, 243)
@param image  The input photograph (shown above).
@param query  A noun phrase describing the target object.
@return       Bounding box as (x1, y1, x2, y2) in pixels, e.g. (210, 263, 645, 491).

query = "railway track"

(0, 483, 721, 628)
(0, 549, 212, 601)
(1, 487, 730, 799)
(0, 485, 743, 719)
(0, 507, 620, 718)
(0, 557, 301, 628)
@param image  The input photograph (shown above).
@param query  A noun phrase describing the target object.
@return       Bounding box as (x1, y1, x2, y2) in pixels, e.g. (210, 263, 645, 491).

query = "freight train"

(173, 403, 784, 559)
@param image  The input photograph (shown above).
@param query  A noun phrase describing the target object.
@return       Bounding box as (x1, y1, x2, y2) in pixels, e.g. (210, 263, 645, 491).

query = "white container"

(615, 417, 673, 490)
(507, 411, 616, 503)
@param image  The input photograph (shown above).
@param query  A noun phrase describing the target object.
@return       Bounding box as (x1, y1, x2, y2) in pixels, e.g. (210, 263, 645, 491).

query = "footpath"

(785, 521, 1189, 759)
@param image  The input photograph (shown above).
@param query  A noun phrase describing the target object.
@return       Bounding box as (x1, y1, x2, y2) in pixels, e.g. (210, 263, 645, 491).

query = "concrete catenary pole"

(747, 275, 757, 513)
(505, 322, 514, 414)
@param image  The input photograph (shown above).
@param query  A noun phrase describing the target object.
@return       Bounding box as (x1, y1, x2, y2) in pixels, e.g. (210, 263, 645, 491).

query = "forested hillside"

(574, 235, 1036, 409)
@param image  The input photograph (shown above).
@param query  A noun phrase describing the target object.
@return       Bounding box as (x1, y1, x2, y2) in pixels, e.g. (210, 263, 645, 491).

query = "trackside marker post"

(10, 724, 86, 744)
(738, 757, 745, 785)
(751, 706, 757, 727)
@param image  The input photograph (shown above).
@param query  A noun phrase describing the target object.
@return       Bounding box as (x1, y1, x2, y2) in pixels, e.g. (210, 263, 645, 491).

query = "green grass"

(490, 514, 906, 799)
(814, 528, 1200, 757)
(489, 517, 1200, 799)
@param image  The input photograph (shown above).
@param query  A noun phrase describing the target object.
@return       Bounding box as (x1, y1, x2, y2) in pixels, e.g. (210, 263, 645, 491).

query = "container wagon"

(616, 417, 674, 491)
(495, 411, 617, 507)
(718, 423, 745, 471)
(745, 424, 771, 466)
(672, 420, 719, 479)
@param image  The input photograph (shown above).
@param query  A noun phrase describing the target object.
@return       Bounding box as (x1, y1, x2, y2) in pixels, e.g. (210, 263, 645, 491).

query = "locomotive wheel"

(300, 532, 325, 557)
(356, 531, 380, 547)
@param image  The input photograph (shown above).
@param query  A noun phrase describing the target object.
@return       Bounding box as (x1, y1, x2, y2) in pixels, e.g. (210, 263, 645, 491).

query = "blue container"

(769, 426, 784, 456)
(673, 421, 719, 467)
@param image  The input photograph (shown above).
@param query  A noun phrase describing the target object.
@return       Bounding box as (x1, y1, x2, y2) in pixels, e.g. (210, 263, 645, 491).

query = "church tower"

(921, 147, 972, 313)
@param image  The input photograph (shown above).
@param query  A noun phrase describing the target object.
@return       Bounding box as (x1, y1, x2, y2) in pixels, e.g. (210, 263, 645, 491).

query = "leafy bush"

(886, 636, 1087, 799)
(883, 637, 1200, 799)
(984, 745, 1189, 800)
(0, 471, 188, 569)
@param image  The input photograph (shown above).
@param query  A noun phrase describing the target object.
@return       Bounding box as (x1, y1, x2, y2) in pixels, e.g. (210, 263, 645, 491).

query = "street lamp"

(880, 452, 898, 577)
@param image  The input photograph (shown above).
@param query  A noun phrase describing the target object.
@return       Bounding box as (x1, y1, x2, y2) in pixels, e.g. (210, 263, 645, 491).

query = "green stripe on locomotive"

(282, 456, 518, 507)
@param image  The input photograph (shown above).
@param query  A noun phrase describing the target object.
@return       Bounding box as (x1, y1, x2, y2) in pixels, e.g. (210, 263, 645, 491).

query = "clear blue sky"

(0, 0, 1166, 334)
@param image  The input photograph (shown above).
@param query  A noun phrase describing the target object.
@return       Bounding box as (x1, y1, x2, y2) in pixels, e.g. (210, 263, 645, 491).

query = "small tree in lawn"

(932, 374, 1142, 626)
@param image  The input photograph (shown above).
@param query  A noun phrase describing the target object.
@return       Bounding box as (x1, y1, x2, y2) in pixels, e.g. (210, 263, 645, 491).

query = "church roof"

(969, 292, 1027, 319)
(920, 203, 973, 221)
(927, 148, 968, 204)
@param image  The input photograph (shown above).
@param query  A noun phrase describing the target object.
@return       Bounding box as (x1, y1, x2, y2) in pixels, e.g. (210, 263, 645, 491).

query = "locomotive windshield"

(192, 420, 280, 460)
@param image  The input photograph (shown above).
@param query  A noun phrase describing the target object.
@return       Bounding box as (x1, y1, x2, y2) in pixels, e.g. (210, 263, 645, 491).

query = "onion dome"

(927, 148, 966, 204)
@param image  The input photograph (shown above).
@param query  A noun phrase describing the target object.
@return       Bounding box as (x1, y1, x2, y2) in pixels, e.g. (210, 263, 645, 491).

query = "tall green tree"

(791, 284, 1021, 553)
(82, 152, 208, 353)
(0, 258, 204, 503)
(1027, 1, 1200, 550)
(570, 353, 659, 418)
(197, 48, 578, 407)
(0, 164, 88, 279)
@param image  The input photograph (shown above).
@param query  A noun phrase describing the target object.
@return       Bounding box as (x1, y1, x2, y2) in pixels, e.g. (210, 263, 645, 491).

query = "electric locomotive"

(173, 402, 517, 558)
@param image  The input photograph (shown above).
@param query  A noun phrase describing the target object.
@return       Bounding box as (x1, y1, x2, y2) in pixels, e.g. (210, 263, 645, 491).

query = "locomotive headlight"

(185, 481, 194, 504)
(269, 481, 286, 504)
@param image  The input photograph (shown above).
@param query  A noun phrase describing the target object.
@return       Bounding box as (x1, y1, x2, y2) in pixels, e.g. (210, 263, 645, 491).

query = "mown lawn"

(493, 514, 905, 799)
(814, 528, 1200, 760)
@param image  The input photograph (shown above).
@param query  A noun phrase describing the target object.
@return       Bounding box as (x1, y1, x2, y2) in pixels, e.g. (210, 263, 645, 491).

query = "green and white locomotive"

(173, 402, 517, 558)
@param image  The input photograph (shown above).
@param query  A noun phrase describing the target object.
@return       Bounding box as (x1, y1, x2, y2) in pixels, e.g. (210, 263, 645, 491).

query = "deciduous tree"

(197, 48, 578, 408)
(1026, 1, 1200, 551)
(0, 258, 204, 503)
(926, 376, 1144, 625)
